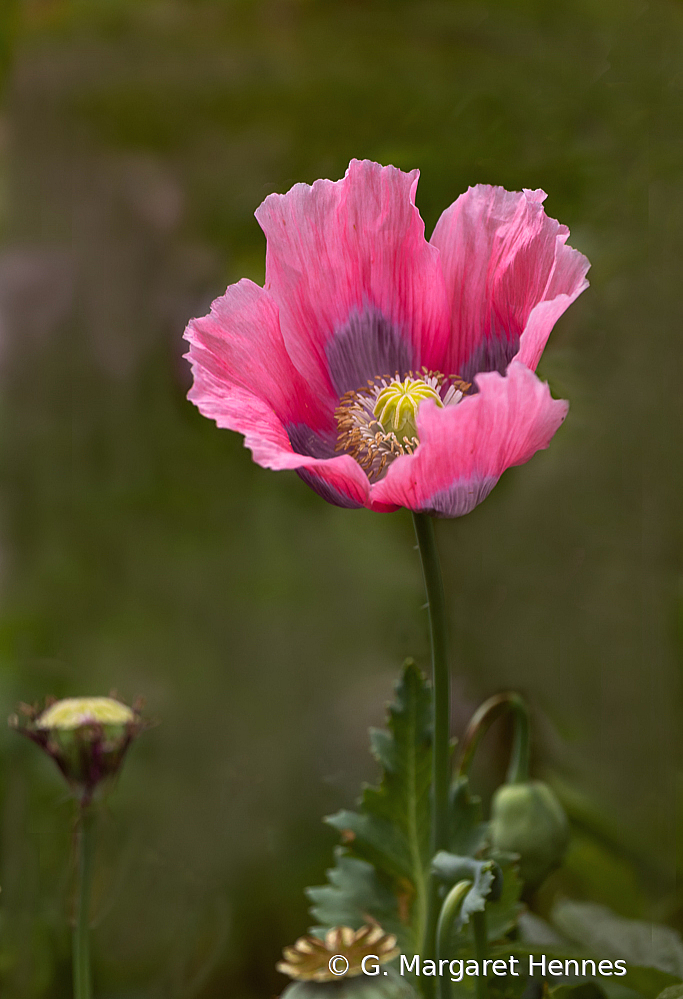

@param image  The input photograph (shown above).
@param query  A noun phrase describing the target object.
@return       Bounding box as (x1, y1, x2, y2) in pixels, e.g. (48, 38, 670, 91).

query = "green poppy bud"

(489, 780, 569, 890)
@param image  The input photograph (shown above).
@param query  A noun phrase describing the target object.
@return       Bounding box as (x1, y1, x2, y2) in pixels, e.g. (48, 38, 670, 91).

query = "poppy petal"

(255, 159, 451, 396)
(369, 361, 568, 517)
(431, 185, 589, 380)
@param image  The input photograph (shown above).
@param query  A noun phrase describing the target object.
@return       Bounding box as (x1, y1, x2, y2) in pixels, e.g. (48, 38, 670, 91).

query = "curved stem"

(413, 512, 451, 997)
(73, 804, 95, 999)
(456, 692, 531, 785)
(505, 695, 530, 785)
(436, 880, 472, 999)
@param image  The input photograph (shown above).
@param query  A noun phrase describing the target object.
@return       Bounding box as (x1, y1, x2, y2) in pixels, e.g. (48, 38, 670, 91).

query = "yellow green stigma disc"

(37, 697, 135, 730)
(373, 377, 442, 444)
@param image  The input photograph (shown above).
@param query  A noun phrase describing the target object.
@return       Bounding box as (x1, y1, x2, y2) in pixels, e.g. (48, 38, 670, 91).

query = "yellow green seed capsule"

(10, 695, 146, 804)
(373, 377, 442, 444)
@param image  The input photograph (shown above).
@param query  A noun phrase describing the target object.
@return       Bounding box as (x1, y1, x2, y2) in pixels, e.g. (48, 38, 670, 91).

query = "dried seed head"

(277, 923, 399, 983)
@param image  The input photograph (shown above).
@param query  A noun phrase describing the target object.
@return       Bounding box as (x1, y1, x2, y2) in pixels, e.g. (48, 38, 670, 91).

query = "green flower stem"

(412, 513, 450, 852)
(456, 692, 531, 785)
(471, 909, 490, 999)
(505, 695, 530, 785)
(73, 804, 95, 999)
(412, 512, 451, 997)
(436, 880, 472, 999)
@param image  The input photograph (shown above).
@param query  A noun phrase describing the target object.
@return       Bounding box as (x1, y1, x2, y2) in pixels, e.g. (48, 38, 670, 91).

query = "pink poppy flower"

(184, 160, 589, 516)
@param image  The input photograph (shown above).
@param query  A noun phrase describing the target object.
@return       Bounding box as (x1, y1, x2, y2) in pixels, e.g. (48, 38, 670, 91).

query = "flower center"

(335, 370, 469, 481)
(373, 376, 443, 444)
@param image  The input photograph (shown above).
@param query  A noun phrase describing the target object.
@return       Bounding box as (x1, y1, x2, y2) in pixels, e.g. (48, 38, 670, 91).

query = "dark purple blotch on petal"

(287, 423, 337, 459)
(325, 305, 415, 396)
(461, 325, 520, 385)
(419, 476, 498, 518)
(296, 468, 364, 509)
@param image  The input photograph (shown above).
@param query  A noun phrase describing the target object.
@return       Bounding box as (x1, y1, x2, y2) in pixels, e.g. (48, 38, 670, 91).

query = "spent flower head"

(277, 925, 414, 998)
(277, 924, 399, 982)
(10, 695, 147, 804)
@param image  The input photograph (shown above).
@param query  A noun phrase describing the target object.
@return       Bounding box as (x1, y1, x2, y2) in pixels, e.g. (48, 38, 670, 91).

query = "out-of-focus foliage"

(0, 0, 681, 996)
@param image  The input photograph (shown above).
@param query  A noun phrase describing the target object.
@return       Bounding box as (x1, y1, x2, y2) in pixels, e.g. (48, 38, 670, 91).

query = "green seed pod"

(280, 967, 417, 999)
(10, 696, 147, 804)
(489, 780, 569, 889)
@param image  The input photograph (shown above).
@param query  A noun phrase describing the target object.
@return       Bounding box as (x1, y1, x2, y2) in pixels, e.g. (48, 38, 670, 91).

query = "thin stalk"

(505, 695, 530, 785)
(412, 513, 450, 852)
(73, 804, 95, 999)
(413, 512, 451, 997)
(436, 880, 472, 999)
(471, 910, 489, 999)
(456, 692, 530, 785)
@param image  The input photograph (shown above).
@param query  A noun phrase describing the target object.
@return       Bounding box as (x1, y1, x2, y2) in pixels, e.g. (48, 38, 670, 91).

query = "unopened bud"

(490, 780, 569, 890)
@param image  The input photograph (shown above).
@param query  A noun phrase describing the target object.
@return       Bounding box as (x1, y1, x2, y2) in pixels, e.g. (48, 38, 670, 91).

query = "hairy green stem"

(436, 880, 472, 999)
(413, 512, 451, 998)
(456, 692, 531, 784)
(73, 805, 95, 999)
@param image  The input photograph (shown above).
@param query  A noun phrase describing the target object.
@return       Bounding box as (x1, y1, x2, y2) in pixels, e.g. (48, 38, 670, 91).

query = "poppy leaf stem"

(74, 804, 95, 999)
(413, 512, 451, 991)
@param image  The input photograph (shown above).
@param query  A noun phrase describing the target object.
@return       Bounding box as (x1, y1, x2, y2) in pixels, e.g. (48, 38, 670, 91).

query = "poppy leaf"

(310, 660, 432, 952)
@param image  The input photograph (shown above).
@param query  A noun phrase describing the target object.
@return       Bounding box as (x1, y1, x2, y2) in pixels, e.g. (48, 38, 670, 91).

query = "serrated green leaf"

(307, 662, 526, 962)
(431, 851, 521, 944)
(306, 849, 404, 943)
(449, 776, 488, 856)
(485, 854, 523, 942)
(431, 853, 497, 931)
(314, 661, 432, 952)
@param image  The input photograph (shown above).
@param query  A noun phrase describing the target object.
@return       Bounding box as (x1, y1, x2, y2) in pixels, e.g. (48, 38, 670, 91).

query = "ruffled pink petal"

(186, 362, 371, 508)
(515, 246, 591, 371)
(255, 159, 451, 395)
(184, 278, 332, 431)
(430, 186, 589, 379)
(368, 361, 568, 517)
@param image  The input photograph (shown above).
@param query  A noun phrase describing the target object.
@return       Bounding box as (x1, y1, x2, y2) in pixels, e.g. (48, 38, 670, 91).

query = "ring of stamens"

(335, 369, 470, 482)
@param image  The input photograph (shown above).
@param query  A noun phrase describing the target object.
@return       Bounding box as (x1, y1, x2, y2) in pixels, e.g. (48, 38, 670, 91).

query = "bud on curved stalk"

(277, 925, 418, 998)
(9, 695, 147, 805)
(489, 780, 569, 890)
(457, 692, 569, 892)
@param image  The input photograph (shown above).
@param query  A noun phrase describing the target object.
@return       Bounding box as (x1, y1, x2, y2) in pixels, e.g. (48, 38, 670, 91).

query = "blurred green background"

(0, 0, 681, 995)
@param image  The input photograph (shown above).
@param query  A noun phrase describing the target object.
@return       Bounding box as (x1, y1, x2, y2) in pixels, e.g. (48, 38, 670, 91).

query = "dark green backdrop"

(0, 1, 681, 996)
